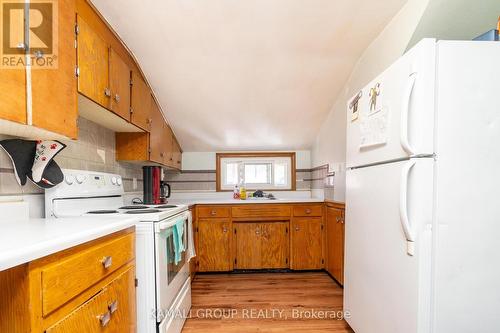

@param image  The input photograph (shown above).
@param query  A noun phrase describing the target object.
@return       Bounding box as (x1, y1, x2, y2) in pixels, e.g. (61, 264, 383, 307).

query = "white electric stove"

(45, 169, 193, 333)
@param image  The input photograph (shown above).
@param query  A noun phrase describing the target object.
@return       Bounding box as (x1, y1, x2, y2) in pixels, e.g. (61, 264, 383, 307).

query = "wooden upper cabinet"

(291, 217, 323, 270)
(108, 48, 131, 121)
(130, 71, 151, 131)
(77, 15, 109, 108)
(0, 0, 76, 138)
(31, 0, 78, 139)
(326, 206, 345, 285)
(172, 137, 182, 169)
(197, 219, 232, 272)
(163, 124, 175, 167)
(149, 97, 165, 164)
(0, 69, 26, 124)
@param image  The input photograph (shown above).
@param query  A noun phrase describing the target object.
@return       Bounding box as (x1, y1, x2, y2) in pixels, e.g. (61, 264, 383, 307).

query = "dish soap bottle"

(233, 184, 240, 199)
(239, 185, 247, 200)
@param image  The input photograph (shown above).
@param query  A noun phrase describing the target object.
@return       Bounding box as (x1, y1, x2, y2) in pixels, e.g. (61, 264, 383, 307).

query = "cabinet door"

(234, 223, 261, 269)
(46, 265, 136, 333)
(130, 71, 151, 131)
(198, 219, 232, 272)
(0, 65, 26, 125)
(77, 15, 109, 108)
(172, 138, 182, 169)
(31, 0, 77, 139)
(326, 207, 345, 284)
(334, 209, 345, 284)
(163, 124, 175, 167)
(109, 48, 131, 121)
(149, 98, 164, 164)
(261, 222, 289, 269)
(291, 218, 323, 270)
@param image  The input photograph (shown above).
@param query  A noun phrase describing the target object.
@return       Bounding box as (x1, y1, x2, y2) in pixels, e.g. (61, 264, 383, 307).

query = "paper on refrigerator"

(359, 105, 390, 149)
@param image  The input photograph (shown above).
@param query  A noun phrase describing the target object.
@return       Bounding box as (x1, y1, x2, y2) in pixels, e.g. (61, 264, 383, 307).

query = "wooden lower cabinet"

(46, 265, 136, 333)
(290, 217, 323, 270)
(0, 228, 136, 333)
(197, 218, 232, 272)
(196, 204, 326, 272)
(233, 222, 289, 269)
(326, 204, 345, 285)
(261, 222, 289, 269)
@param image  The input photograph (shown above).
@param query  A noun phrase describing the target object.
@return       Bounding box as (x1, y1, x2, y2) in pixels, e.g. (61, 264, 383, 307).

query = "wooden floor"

(182, 272, 354, 333)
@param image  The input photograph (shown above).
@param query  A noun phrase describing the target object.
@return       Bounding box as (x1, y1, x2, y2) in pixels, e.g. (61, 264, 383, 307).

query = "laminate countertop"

(0, 216, 137, 271)
(167, 197, 325, 207)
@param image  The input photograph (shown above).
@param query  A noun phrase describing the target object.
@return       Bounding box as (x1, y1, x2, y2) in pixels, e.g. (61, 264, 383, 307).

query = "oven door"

(155, 211, 191, 322)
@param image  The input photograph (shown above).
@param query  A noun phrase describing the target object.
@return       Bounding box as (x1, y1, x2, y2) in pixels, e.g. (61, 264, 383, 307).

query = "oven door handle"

(155, 212, 190, 233)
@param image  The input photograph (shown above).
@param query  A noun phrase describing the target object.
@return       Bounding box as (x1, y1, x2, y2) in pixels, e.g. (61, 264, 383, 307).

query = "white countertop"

(167, 197, 325, 206)
(0, 216, 138, 272)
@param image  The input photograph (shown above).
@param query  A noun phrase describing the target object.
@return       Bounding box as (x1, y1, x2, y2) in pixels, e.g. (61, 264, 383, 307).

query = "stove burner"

(87, 210, 119, 214)
(125, 209, 162, 214)
(119, 205, 149, 210)
(154, 205, 178, 209)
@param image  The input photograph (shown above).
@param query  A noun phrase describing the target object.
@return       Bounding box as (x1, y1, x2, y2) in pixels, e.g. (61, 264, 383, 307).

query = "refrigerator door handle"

(400, 73, 417, 156)
(400, 160, 416, 255)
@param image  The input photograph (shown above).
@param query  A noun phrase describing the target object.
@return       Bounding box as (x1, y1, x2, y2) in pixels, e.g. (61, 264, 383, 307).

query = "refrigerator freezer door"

(432, 41, 500, 333)
(346, 39, 436, 169)
(344, 158, 433, 333)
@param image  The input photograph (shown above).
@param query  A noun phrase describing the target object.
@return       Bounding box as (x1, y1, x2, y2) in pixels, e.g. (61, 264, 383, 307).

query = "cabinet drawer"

(197, 206, 230, 218)
(46, 265, 136, 333)
(293, 205, 323, 217)
(41, 233, 135, 316)
(232, 205, 291, 218)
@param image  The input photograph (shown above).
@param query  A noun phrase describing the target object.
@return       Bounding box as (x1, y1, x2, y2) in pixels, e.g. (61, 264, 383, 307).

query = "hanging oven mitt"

(0, 139, 37, 186)
(28, 160, 64, 189)
(31, 140, 66, 183)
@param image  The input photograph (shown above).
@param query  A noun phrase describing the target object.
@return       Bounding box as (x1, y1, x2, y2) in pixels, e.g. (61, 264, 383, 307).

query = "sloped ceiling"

(91, 0, 408, 151)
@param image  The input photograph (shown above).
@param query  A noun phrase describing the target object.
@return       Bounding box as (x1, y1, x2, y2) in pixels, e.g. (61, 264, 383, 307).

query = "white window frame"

(217, 153, 296, 191)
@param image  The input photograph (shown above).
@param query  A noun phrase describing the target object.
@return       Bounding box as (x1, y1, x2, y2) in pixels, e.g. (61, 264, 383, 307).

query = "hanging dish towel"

(173, 218, 185, 264)
(187, 212, 196, 262)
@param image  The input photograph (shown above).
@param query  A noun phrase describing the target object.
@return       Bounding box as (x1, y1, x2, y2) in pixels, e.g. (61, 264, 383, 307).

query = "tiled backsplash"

(0, 117, 143, 196)
(164, 166, 333, 193)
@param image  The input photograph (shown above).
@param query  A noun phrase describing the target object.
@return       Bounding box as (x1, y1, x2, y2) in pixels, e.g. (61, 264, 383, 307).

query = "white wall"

(182, 150, 311, 170)
(311, 0, 430, 202)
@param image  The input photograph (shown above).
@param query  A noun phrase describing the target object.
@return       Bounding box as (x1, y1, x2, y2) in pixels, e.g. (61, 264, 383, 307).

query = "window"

(216, 153, 296, 191)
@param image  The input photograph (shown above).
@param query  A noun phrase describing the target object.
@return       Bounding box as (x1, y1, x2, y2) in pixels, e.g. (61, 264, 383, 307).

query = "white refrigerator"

(344, 39, 500, 333)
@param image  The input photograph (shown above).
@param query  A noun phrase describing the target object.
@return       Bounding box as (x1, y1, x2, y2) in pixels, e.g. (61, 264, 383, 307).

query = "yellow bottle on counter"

(239, 186, 247, 200)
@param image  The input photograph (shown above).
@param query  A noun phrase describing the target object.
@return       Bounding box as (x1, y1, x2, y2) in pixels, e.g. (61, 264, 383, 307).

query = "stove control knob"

(65, 175, 75, 185)
(76, 174, 86, 184)
(111, 177, 117, 185)
(116, 178, 122, 186)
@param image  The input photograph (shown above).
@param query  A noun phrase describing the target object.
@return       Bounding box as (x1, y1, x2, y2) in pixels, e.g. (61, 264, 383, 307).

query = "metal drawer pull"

(104, 88, 111, 97)
(305, 209, 311, 214)
(255, 229, 260, 235)
(108, 300, 118, 314)
(295, 226, 300, 231)
(99, 311, 111, 327)
(114, 94, 120, 102)
(223, 227, 228, 233)
(210, 210, 217, 216)
(101, 256, 113, 269)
